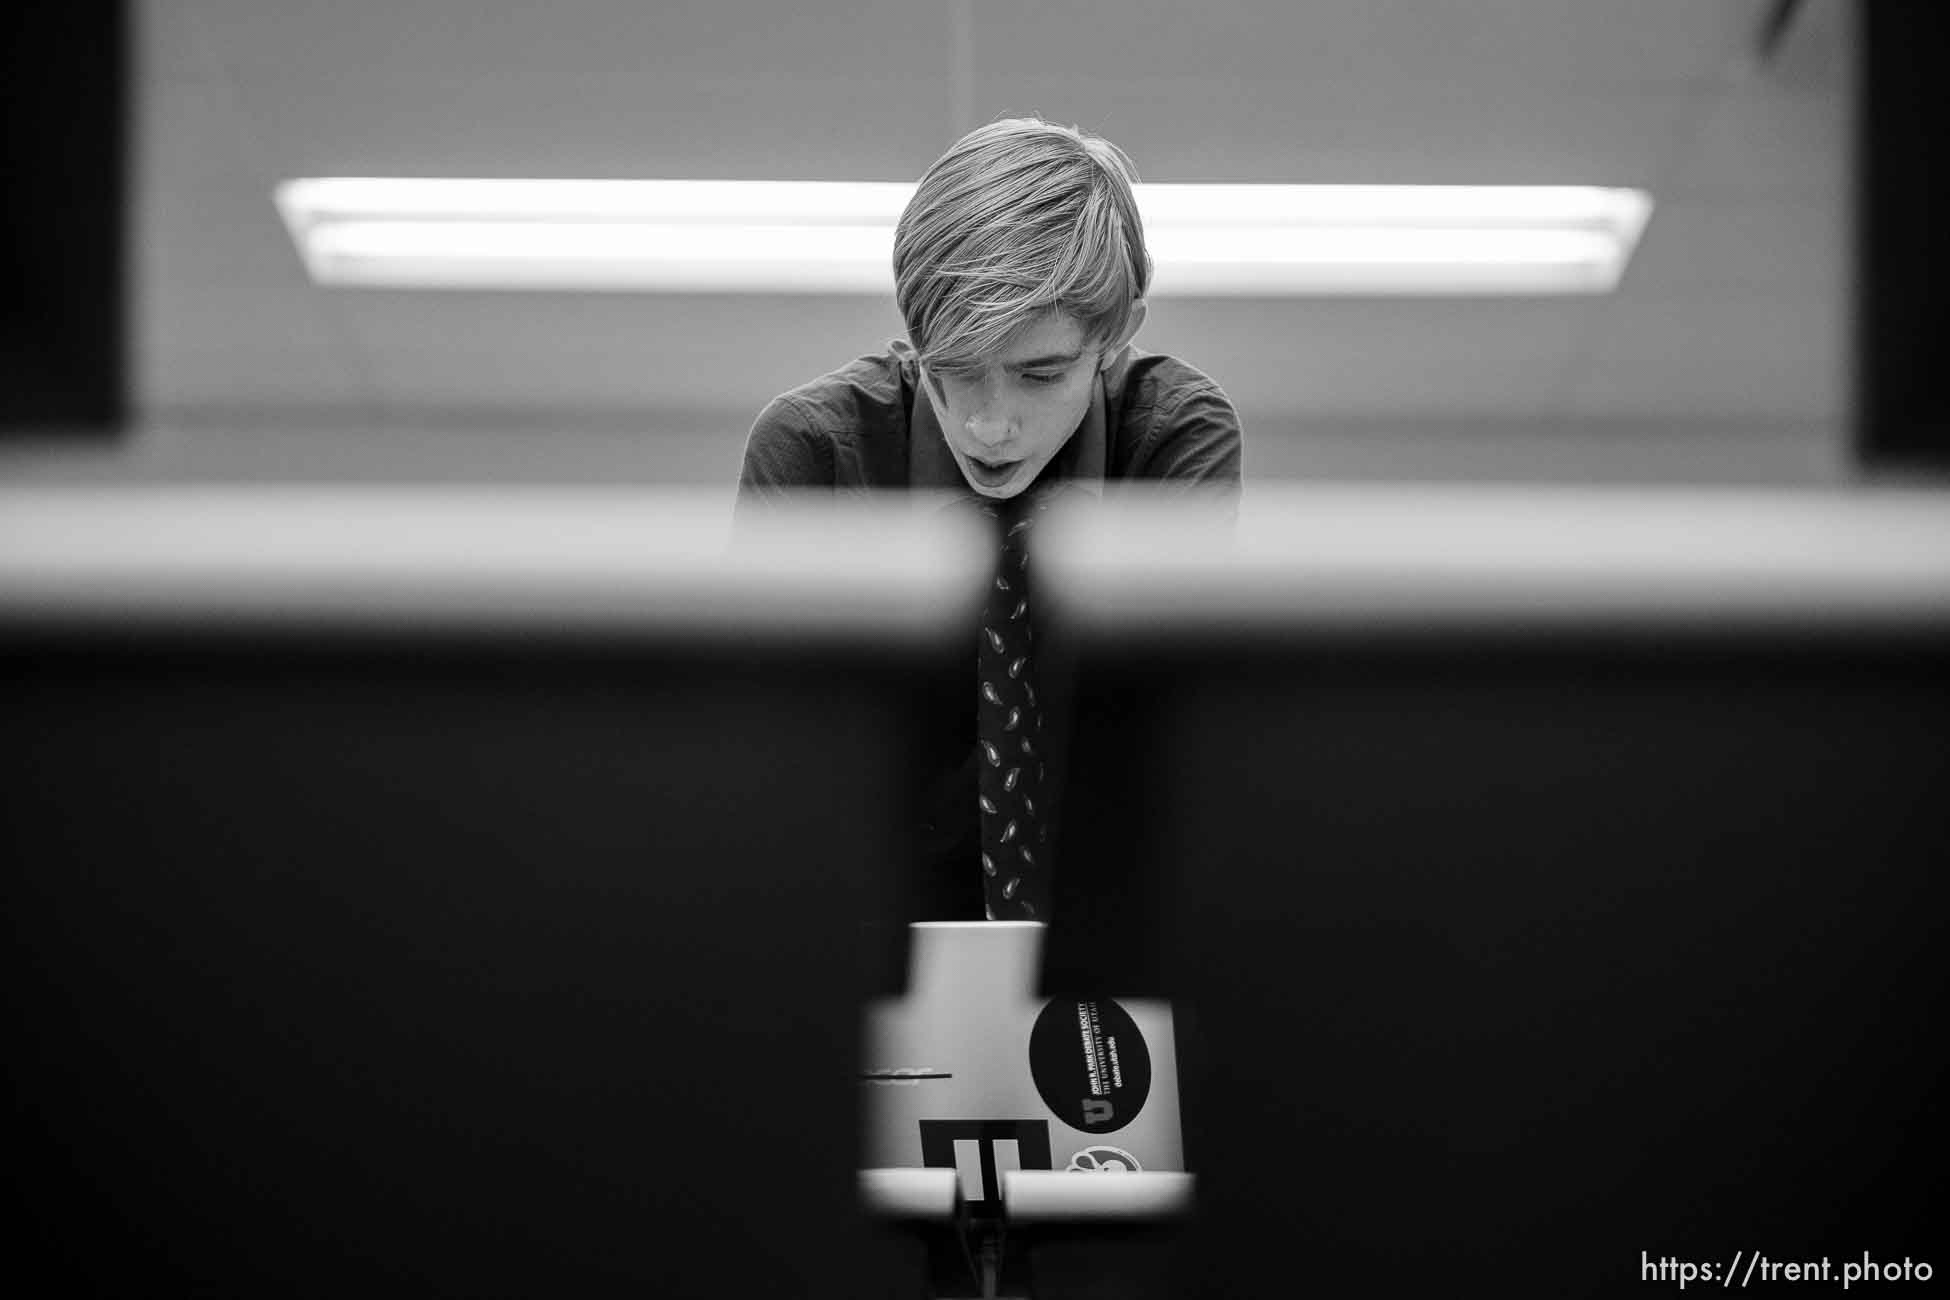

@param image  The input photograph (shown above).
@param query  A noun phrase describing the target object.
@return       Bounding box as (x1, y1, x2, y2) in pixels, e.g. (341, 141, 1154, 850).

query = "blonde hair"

(893, 116, 1152, 373)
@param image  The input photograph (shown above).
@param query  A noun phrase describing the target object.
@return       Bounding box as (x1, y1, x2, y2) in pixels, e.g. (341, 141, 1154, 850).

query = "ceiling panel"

(334, 293, 908, 417)
(1662, 76, 1852, 199)
(963, 75, 1701, 186)
(129, 0, 1857, 441)
(1561, 288, 1847, 422)
(183, 0, 952, 177)
(134, 24, 361, 412)
(1619, 197, 1845, 296)
(970, 0, 1763, 90)
(1143, 299, 1591, 421)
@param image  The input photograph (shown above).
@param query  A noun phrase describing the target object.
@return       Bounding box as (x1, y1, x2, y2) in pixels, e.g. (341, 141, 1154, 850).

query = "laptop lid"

(861, 921, 1185, 1218)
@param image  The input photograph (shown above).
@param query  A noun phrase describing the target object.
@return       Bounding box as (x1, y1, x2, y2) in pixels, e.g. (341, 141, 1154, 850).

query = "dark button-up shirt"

(736, 340, 1240, 504)
(735, 340, 1243, 919)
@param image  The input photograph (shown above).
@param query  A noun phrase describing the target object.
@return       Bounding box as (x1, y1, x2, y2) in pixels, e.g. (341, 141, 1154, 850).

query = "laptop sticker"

(1065, 1145, 1143, 1173)
(918, 1119, 1053, 1213)
(1029, 997, 1151, 1135)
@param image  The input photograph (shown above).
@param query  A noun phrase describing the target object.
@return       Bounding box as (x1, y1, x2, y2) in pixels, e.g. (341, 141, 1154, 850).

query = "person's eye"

(1021, 371, 1066, 386)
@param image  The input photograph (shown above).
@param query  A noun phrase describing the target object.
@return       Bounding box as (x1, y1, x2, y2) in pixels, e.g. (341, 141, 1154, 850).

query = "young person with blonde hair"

(738, 116, 1241, 921)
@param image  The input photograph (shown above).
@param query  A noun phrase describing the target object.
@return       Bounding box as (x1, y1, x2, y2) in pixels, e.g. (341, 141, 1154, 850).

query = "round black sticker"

(1028, 997, 1151, 1135)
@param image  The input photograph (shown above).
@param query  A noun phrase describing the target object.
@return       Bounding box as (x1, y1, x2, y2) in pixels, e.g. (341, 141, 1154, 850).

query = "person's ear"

(1100, 299, 1148, 367)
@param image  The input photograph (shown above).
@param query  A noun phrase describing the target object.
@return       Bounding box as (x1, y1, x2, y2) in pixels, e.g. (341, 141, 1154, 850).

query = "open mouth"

(965, 456, 1020, 485)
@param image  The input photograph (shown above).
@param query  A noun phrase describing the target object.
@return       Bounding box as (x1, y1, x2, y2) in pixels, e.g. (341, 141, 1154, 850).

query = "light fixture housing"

(274, 178, 1652, 296)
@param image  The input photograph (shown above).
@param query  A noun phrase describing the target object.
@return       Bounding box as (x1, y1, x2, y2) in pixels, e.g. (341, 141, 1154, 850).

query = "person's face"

(921, 312, 1101, 501)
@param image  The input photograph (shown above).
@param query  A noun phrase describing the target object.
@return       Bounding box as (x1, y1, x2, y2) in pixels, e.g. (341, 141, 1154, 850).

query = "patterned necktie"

(977, 495, 1048, 921)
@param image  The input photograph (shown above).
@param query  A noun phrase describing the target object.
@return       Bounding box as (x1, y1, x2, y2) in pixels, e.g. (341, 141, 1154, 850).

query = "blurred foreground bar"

(1039, 483, 1950, 637)
(0, 484, 983, 640)
(0, 485, 983, 1298)
(1035, 484, 1950, 1299)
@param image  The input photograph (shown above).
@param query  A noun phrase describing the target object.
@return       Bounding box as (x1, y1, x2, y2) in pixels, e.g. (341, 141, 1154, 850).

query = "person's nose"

(963, 378, 1014, 450)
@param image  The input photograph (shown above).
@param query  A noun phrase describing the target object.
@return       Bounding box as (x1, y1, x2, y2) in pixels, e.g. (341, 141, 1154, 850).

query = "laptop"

(860, 921, 1186, 1219)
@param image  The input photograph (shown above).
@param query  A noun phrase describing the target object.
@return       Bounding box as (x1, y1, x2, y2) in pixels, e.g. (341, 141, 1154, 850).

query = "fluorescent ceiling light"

(275, 178, 1652, 296)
